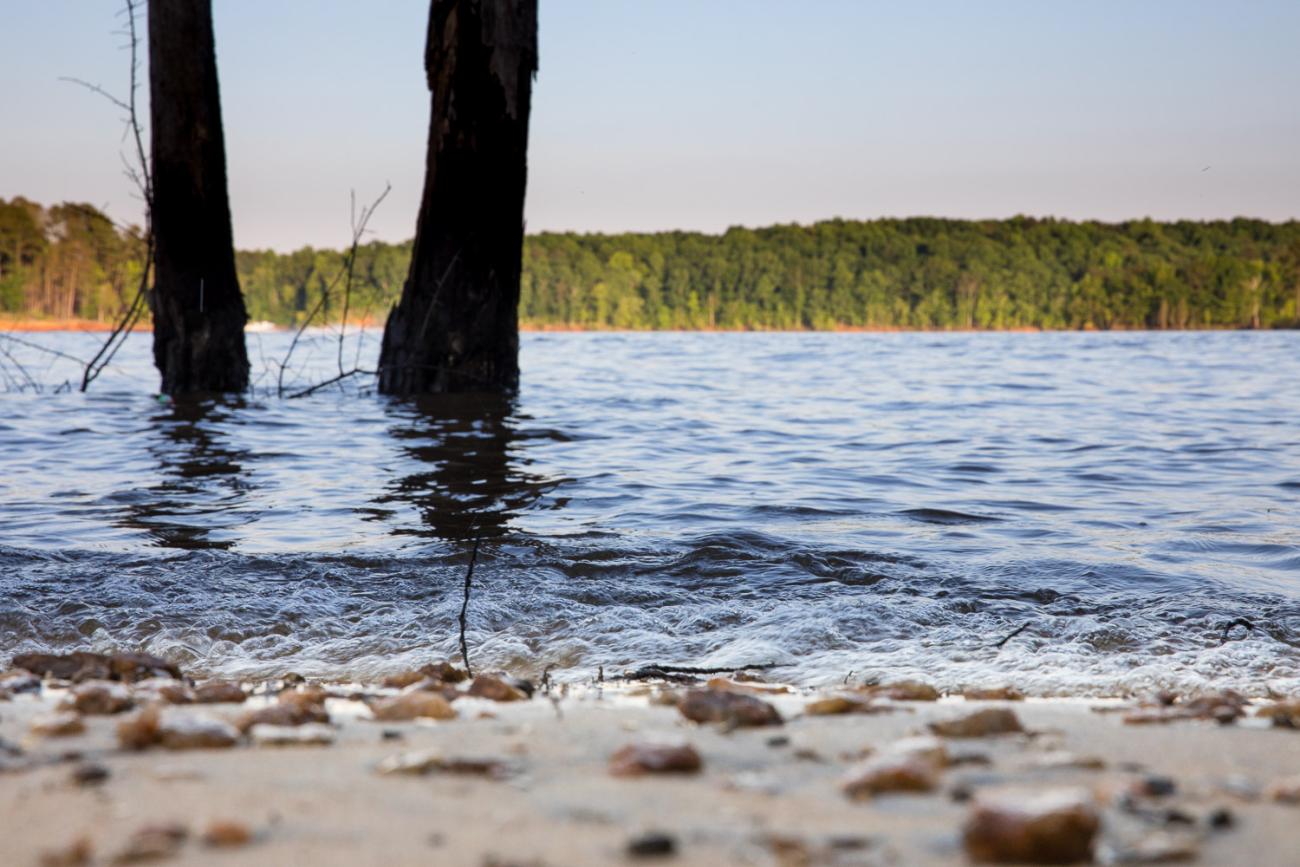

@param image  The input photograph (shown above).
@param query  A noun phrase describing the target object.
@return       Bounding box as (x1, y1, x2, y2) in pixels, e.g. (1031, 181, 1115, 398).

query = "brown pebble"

(156, 712, 240, 750)
(202, 820, 253, 848)
(60, 681, 134, 715)
(1267, 775, 1300, 804)
(31, 712, 86, 737)
(249, 722, 335, 746)
(876, 680, 940, 701)
(117, 706, 162, 750)
(929, 708, 1025, 738)
(112, 823, 188, 864)
(71, 762, 110, 786)
(192, 681, 247, 704)
(963, 686, 1025, 701)
(678, 688, 782, 727)
(842, 753, 941, 798)
(1258, 700, 1300, 729)
(376, 749, 510, 779)
(609, 741, 702, 776)
(133, 677, 193, 705)
(38, 836, 92, 867)
(369, 692, 456, 721)
(467, 674, 527, 702)
(963, 788, 1098, 864)
(236, 701, 329, 733)
(805, 695, 878, 715)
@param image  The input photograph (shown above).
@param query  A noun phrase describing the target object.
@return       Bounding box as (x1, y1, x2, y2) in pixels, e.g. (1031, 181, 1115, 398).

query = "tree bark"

(378, 0, 537, 395)
(148, 0, 249, 395)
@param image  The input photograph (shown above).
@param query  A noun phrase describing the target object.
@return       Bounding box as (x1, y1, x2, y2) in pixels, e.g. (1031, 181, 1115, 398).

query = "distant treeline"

(4, 197, 1300, 330)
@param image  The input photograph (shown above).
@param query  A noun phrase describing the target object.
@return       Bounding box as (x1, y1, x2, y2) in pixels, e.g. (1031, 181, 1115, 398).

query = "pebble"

(112, 823, 188, 863)
(608, 741, 703, 776)
(249, 722, 336, 746)
(369, 691, 456, 721)
(626, 831, 677, 858)
(467, 674, 528, 702)
(962, 787, 1099, 864)
(1110, 831, 1200, 863)
(1027, 752, 1106, 771)
(929, 708, 1025, 738)
(133, 677, 193, 705)
(37, 836, 92, 867)
(192, 681, 247, 704)
(70, 762, 110, 786)
(804, 695, 878, 715)
(376, 749, 509, 779)
(842, 752, 941, 798)
(30, 712, 86, 737)
(1266, 775, 1300, 804)
(0, 670, 41, 694)
(876, 680, 940, 701)
(678, 689, 782, 727)
(1258, 700, 1300, 729)
(236, 701, 329, 733)
(60, 681, 134, 715)
(1131, 775, 1177, 798)
(201, 820, 253, 848)
(963, 687, 1025, 701)
(157, 711, 240, 750)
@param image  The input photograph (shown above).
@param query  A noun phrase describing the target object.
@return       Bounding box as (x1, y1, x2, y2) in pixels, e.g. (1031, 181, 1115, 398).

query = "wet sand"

(2, 677, 1299, 866)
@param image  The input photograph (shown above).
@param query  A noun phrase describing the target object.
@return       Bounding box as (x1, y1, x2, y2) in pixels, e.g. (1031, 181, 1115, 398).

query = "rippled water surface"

(1, 330, 1298, 694)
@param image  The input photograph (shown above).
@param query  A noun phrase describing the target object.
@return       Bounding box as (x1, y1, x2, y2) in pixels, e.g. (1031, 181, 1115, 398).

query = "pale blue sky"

(2, 1, 1298, 251)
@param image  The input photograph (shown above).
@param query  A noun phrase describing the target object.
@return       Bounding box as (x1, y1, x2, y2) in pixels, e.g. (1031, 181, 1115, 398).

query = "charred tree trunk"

(378, 0, 537, 395)
(148, 0, 249, 394)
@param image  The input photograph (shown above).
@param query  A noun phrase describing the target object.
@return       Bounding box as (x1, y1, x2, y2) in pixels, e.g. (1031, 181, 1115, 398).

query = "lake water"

(1, 329, 1298, 695)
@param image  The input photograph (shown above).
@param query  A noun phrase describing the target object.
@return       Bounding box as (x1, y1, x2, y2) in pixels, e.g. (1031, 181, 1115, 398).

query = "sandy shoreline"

(2, 662, 1298, 866)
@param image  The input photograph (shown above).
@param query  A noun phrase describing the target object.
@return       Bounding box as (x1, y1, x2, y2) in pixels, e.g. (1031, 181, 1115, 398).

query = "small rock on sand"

(376, 749, 510, 779)
(71, 762, 110, 786)
(236, 700, 329, 733)
(679, 689, 782, 727)
(609, 741, 702, 776)
(1258, 700, 1300, 729)
(929, 708, 1025, 738)
(626, 831, 677, 858)
(842, 753, 941, 798)
(37, 836, 93, 867)
(192, 681, 247, 704)
(157, 712, 240, 750)
(60, 681, 134, 715)
(467, 674, 528, 702)
(876, 681, 940, 701)
(369, 692, 456, 721)
(963, 787, 1099, 864)
(1267, 775, 1300, 804)
(31, 712, 86, 737)
(249, 723, 336, 746)
(201, 820, 253, 848)
(112, 823, 188, 863)
(963, 687, 1025, 701)
(805, 695, 877, 716)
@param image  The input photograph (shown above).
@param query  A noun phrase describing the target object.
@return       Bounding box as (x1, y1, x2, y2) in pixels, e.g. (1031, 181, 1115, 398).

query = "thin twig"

(993, 621, 1032, 650)
(284, 367, 377, 399)
(66, 0, 153, 392)
(458, 537, 480, 678)
(276, 183, 390, 396)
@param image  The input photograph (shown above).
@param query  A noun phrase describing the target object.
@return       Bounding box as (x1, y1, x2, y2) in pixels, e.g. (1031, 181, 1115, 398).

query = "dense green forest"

(4, 197, 1299, 330)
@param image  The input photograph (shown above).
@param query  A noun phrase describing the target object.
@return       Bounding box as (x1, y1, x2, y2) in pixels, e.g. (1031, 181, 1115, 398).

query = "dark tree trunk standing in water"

(379, 0, 537, 395)
(148, 0, 250, 394)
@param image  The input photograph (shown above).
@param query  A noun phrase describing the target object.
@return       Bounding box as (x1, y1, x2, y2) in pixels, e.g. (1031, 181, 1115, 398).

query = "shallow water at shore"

(0, 329, 1298, 693)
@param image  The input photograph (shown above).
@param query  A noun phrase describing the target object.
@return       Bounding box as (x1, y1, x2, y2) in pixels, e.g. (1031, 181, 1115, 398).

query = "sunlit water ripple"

(1, 329, 1298, 695)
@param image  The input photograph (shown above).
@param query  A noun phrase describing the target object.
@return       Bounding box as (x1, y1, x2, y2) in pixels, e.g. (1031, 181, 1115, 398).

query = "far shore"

(1, 317, 1293, 335)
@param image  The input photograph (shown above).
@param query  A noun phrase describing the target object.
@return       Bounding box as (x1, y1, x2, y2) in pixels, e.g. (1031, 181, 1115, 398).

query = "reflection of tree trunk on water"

(116, 399, 251, 551)
(376, 394, 557, 544)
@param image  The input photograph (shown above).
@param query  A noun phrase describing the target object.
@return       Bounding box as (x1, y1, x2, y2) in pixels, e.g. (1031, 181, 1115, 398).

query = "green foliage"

(4, 198, 1300, 330)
